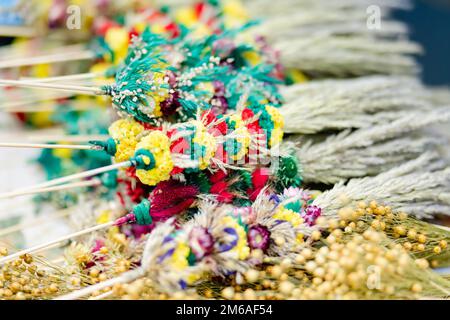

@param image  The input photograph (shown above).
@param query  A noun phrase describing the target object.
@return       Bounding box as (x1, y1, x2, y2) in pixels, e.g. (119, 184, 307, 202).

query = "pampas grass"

(280, 76, 431, 133)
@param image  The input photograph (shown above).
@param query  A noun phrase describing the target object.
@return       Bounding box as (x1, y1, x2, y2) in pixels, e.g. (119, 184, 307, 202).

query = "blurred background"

(1, 0, 449, 86)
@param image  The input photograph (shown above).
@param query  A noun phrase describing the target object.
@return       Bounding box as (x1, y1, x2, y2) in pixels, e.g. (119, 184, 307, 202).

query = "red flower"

(141, 122, 160, 131)
(164, 22, 181, 39)
(241, 108, 255, 121)
(128, 27, 139, 41)
(201, 110, 216, 125)
(126, 167, 137, 178)
(209, 170, 228, 183)
(216, 191, 234, 203)
(148, 180, 199, 221)
(209, 180, 228, 194)
(242, 108, 262, 133)
(170, 166, 184, 176)
(247, 168, 270, 201)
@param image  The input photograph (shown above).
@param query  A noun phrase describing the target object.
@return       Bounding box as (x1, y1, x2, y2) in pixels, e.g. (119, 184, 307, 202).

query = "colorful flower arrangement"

(0, 0, 449, 302)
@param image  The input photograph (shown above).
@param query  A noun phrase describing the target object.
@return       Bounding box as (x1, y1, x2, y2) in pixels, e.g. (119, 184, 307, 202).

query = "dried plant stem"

(0, 221, 115, 265)
(0, 161, 130, 199)
(0, 79, 103, 95)
(0, 142, 97, 150)
(56, 269, 143, 300)
(20, 73, 97, 83)
(0, 50, 95, 69)
(0, 179, 101, 200)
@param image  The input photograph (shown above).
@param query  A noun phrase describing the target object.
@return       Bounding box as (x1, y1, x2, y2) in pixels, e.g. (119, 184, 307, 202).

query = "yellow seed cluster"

(0, 254, 70, 300)
(179, 202, 449, 301)
(333, 201, 450, 264)
(1, 200, 447, 300)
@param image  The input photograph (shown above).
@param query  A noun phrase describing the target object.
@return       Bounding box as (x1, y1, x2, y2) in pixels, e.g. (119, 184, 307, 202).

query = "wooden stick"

(56, 269, 143, 300)
(0, 50, 95, 69)
(1, 99, 103, 113)
(0, 134, 109, 144)
(25, 134, 110, 143)
(0, 221, 115, 265)
(20, 73, 97, 83)
(0, 179, 101, 200)
(0, 161, 131, 199)
(0, 79, 104, 95)
(0, 142, 99, 150)
(0, 43, 87, 60)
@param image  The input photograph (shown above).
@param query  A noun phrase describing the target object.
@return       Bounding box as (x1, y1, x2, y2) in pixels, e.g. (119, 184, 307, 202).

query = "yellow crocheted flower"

(135, 131, 174, 186)
(150, 23, 166, 35)
(266, 105, 284, 129)
(269, 127, 284, 147)
(109, 119, 145, 163)
(229, 126, 251, 161)
(191, 120, 216, 170)
(222, 113, 252, 161)
(221, 216, 250, 260)
(228, 113, 245, 129)
(266, 105, 285, 147)
(273, 206, 304, 228)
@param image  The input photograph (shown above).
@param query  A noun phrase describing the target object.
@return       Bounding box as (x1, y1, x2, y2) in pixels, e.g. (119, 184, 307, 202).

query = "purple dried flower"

(303, 205, 322, 226)
(211, 96, 228, 115)
(189, 227, 214, 259)
(213, 81, 225, 96)
(247, 224, 271, 252)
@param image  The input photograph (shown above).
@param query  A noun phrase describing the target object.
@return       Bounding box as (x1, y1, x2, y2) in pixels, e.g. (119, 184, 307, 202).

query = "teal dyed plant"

(274, 155, 303, 191)
(102, 39, 170, 123)
(99, 21, 283, 123)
